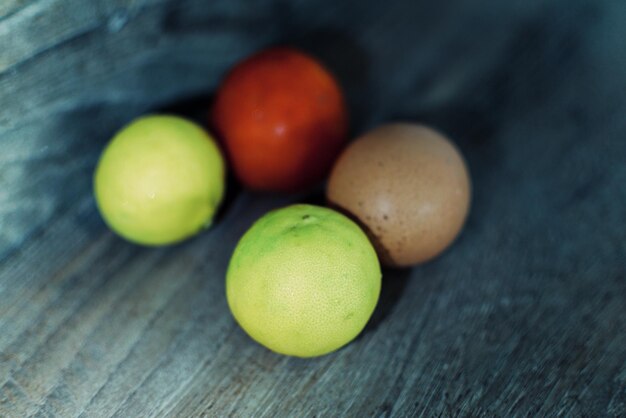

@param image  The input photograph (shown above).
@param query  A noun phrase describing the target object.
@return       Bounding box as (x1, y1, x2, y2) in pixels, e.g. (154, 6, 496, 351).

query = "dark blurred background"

(0, 0, 625, 416)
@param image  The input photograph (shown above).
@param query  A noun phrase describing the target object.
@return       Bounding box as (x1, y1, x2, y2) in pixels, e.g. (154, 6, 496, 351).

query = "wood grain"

(1, 0, 625, 416)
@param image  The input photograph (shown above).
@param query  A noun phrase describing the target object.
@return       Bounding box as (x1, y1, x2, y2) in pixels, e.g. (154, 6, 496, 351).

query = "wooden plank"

(0, 0, 167, 72)
(1, 0, 625, 416)
(0, 0, 30, 21)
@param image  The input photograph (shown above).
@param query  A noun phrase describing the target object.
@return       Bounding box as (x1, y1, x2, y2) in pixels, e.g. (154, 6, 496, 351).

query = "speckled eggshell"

(326, 123, 471, 267)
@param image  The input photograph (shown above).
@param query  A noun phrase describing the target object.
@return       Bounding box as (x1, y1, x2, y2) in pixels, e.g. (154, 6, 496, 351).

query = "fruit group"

(94, 115, 225, 245)
(327, 123, 471, 266)
(212, 47, 348, 192)
(226, 204, 381, 357)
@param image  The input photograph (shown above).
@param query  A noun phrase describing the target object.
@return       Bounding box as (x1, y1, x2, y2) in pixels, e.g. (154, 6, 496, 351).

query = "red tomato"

(211, 47, 349, 192)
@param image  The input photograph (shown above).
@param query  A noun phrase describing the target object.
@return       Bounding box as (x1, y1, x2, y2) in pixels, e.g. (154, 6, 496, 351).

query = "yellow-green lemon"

(94, 115, 225, 245)
(227, 204, 381, 357)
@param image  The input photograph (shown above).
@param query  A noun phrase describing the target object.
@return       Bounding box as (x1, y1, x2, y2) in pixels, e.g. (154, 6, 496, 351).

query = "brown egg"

(326, 123, 471, 267)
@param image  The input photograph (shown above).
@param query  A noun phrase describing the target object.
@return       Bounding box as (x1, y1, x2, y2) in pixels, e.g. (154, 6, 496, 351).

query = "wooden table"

(1, 0, 625, 416)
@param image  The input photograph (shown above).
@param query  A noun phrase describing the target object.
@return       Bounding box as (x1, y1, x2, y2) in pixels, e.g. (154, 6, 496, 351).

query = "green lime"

(94, 115, 225, 245)
(227, 204, 381, 357)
